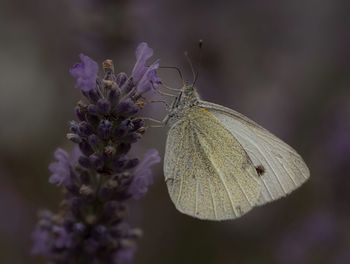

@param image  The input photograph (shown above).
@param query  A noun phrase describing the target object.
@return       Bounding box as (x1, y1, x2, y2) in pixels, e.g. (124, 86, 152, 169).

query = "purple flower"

(33, 44, 160, 264)
(69, 54, 99, 92)
(131, 42, 154, 82)
(31, 210, 54, 256)
(131, 42, 161, 94)
(48, 147, 80, 186)
(136, 60, 161, 94)
(129, 149, 161, 199)
(48, 148, 70, 186)
(31, 225, 51, 256)
(52, 225, 72, 248)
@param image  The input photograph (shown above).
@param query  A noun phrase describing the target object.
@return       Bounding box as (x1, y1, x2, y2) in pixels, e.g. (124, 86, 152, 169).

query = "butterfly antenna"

(161, 82, 182, 92)
(184, 51, 196, 85)
(158, 66, 185, 85)
(192, 39, 203, 87)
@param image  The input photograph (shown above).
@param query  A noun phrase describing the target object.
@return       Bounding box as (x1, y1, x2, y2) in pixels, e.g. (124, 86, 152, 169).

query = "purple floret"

(131, 42, 154, 82)
(48, 148, 70, 186)
(131, 42, 161, 95)
(48, 147, 80, 186)
(69, 54, 99, 92)
(129, 149, 161, 199)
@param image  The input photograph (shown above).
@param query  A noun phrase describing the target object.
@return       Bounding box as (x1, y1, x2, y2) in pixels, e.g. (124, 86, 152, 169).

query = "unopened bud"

(102, 59, 114, 73)
(67, 133, 82, 143)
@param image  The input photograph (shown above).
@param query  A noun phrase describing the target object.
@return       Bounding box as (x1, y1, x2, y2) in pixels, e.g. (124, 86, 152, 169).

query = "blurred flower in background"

(0, 0, 350, 263)
(276, 210, 339, 264)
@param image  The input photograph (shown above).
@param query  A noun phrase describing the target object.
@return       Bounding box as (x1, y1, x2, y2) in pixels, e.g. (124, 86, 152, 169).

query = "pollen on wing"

(255, 165, 265, 176)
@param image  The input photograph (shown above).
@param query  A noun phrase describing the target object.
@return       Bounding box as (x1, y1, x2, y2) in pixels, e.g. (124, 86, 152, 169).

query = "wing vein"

(193, 126, 239, 217)
(208, 178, 218, 220)
(175, 124, 188, 204)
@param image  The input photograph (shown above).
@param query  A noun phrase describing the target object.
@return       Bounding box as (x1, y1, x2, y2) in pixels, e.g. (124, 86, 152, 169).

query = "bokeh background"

(1, 0, 350, 263)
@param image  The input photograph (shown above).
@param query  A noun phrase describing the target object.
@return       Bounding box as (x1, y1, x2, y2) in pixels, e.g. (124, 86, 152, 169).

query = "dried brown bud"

(135, 99, 145, 109)
(102, 59, 114, 73)
(104, 146, 116, 157)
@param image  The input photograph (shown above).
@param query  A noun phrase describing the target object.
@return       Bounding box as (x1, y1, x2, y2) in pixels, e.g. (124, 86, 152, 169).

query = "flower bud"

(108, 88, 120, 104)
(114, 119, 133, 138)
(69, 121, 80, 133)
(86, 89, 100, 103)
(112, 156, 127, 171)
(121, 78, 134, 94)
(115, 99, 138, 116)
(87, 104, 99, 115)
(67, 133, 82, 144)
(89, 154, 104, 170)
(131, 118, 145, 130)
(78, 156, 91, 168)
(103, 59, 114, 73)
(79, 141, 94, 156)
(98, 120, 112, 140)
(97, 99, 111, 115)
(78, 121, 93, 137)
(75, 106, 86, 121)
(116, 72, 128, 87)
(88, 134, 103, 151)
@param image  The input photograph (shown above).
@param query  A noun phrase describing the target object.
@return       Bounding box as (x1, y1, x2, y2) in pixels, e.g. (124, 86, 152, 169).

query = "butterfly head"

(164, 84, 200, 127)
(175, 84, 200, 109)
(182, 83, 199, 99)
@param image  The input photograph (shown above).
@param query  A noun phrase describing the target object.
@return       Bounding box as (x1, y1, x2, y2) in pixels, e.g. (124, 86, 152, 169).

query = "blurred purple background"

(1, 0, 350, 263)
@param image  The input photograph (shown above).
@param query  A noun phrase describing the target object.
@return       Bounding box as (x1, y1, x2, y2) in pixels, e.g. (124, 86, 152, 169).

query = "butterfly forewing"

(164, 107, 261, 220)
(199, 101, 310, 205)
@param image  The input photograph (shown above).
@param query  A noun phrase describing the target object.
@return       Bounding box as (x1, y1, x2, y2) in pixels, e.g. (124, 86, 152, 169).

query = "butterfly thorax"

(165, 85, 200, 127)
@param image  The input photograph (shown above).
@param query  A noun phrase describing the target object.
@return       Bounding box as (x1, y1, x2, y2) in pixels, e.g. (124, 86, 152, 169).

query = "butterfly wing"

(199, 101, 310, 206)
(164, 107, 261, 220)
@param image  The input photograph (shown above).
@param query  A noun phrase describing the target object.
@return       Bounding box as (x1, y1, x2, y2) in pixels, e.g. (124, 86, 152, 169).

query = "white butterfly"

(163, 85, 310, 221)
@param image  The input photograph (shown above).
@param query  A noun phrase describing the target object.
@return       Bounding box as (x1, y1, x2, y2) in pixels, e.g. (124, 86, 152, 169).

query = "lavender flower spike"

(32, 43, 161, 264)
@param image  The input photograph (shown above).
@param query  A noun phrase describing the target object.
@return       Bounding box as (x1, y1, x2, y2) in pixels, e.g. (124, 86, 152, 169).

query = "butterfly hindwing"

(199, 101, 310, 205)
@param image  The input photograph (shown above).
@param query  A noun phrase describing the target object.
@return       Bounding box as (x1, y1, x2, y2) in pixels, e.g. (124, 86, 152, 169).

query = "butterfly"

(163, 85, 310, 221)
